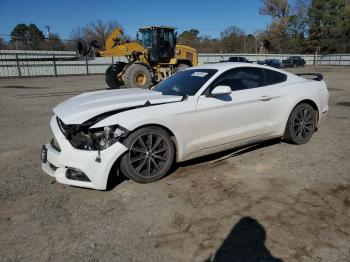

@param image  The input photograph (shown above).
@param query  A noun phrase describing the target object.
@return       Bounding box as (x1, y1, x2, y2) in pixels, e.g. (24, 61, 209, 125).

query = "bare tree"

(259, 0, 290, 18)
(220, 26, 245, 53)
(287, 0, 311, 52)
(259, 0, 291, 53)
(70, 20, 122, 43)
(220, 26, 245, 39)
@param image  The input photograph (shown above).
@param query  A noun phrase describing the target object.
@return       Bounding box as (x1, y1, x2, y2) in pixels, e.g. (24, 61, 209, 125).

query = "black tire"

(284, 103, 316, 144)
(123, 63, 152, 89)
(120, 127, 175, 183)
(105, 62, 126, 89)
(76, 38, 91, 57)
(176, 63, 190, 71)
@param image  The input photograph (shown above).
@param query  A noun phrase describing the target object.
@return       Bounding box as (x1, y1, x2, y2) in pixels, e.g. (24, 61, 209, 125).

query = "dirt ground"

(0, 66, 349, 262)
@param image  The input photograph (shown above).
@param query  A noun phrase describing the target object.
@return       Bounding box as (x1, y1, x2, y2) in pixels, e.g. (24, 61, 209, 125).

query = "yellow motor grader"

(77, 26, 198, 89)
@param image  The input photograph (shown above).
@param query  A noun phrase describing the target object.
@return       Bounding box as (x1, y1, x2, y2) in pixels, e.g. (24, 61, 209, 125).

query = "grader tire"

(124, 63, 152, 89)
(105, 62, 126, 89)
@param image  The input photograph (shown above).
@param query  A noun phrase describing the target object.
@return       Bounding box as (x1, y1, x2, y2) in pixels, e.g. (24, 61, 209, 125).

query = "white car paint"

(42, 62, 329, 190)
(54, 88, 183, 124)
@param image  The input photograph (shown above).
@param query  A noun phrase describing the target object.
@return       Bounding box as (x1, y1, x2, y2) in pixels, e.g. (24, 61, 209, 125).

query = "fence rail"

(0, 50, 349, 79)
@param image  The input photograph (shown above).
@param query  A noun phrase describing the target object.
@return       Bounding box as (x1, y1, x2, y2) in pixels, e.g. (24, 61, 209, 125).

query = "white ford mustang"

(41, 63, 329, 190)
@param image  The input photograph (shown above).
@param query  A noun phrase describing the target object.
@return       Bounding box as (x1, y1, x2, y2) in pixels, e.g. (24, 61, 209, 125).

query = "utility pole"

(243, 36, 246, 53)
(45, 25, 53, 50)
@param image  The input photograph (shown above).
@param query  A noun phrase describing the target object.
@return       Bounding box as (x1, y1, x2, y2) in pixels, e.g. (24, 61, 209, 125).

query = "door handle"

(259, 95, 271, 101)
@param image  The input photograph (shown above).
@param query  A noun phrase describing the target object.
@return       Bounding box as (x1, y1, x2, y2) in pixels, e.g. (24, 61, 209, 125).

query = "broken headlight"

(87, 125, 128, 150)
(67, 125, 128, 151)
(57, 117, 128, 151)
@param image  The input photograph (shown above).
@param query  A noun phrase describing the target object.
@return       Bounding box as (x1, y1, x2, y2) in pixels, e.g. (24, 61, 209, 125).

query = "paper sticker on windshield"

(191, 72, 208, 77)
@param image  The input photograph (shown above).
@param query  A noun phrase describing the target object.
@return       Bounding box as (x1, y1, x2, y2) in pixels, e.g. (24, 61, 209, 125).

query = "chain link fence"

(0, 50, 349, 79)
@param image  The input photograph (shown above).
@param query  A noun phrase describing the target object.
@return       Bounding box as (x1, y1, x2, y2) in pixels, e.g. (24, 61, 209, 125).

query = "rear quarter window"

(264, 69, 287, 86)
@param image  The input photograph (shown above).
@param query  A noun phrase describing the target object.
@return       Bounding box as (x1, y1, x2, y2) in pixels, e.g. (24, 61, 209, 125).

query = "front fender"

(90, 101, 198, 161)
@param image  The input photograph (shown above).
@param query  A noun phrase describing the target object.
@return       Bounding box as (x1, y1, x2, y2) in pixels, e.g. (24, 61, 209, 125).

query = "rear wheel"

(120, 127, 175, 183)
(124, 63, 152, 89)
(105, 62, 126, 89)
(284, 103, 316, 144)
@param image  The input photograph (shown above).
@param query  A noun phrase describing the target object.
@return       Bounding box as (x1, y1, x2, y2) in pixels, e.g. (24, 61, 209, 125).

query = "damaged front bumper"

(41, 116, 128, 190)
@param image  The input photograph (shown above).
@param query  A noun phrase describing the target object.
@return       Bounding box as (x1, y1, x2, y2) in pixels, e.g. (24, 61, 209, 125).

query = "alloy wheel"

(293, 107, 315, 138)
(129, 132, 170, 177)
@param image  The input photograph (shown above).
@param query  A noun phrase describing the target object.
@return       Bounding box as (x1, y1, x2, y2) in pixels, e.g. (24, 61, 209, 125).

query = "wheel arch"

(106, 122, 180, 188)
(127, 123, 180, 161)
(295, 99, 319, 124)
(281, 98, 320, 135)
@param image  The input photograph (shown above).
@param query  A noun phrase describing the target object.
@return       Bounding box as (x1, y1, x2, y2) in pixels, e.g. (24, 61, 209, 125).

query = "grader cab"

(77, 26, 198, 89)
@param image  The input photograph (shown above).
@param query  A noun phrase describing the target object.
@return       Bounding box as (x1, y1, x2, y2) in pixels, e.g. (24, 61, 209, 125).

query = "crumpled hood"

(53, 88, 182, 124)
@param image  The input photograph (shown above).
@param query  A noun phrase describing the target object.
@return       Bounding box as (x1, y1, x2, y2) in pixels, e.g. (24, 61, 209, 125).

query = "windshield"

(141, 30, 153, 48)
(153, 69, 217, 96)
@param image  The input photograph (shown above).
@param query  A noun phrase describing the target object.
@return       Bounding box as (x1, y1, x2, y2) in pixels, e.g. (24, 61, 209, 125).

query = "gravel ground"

(0, 66, 349, 262)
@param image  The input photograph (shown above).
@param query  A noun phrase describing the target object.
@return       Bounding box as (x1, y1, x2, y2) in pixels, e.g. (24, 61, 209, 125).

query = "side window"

(168, 31, 174, 49)
(264, 69, 287, 86)
(159, 30, 164, 47)
(214, 67, 265, 91)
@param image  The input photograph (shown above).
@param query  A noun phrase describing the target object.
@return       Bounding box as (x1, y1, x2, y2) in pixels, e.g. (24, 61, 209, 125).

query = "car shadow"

(205, 216, 283, 262)
(175, 138, 281, 170)
(106, 160, 127, 191)
(106, 138, 281, 190)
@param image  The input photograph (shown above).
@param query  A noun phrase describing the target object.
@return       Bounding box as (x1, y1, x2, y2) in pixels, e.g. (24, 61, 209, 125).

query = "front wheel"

(123, 63, 152, 89)
(120, 127, 175, 183)
(284, 103, 316, 144)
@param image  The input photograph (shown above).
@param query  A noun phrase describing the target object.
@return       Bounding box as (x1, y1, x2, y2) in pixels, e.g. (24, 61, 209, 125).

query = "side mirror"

(210, 85, 232, 96)
(136, 33, 139, 41)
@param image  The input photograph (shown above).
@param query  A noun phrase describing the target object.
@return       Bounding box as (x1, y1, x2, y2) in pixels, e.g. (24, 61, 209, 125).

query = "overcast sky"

(0, 0, 272, 40)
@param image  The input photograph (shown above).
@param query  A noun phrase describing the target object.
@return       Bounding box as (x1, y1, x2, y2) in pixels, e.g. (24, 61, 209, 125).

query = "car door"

(261, 68, 288, 131)
(192, 67, 275, 153)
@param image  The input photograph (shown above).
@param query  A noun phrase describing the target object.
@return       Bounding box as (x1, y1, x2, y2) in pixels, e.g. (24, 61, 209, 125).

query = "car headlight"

(66, 124, 128, 151)
(57, 117, 129, 151)
(88, 125, 128, 150)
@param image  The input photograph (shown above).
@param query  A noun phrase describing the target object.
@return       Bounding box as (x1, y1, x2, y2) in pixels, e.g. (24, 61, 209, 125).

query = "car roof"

(192, 62, 275, 72)
(189, 62, 300, 80)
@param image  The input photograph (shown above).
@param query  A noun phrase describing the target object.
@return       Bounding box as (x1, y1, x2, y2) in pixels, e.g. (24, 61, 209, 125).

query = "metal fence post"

(85, 58, 89, 75)
(15, 54, 21, 78)
(53, 54, 58, 77)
